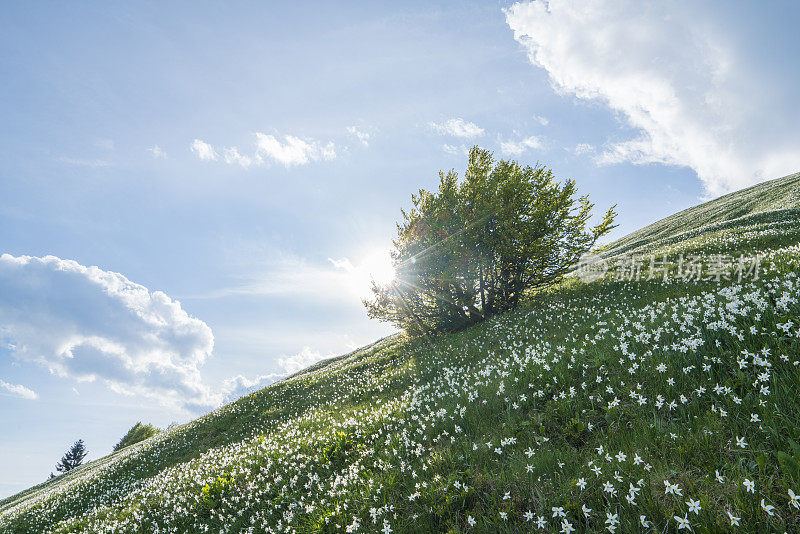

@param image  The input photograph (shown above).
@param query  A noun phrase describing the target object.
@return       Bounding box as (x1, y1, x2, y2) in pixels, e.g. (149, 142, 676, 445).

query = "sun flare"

(359, 248, 395, 287)
(330, 247, 396, 299)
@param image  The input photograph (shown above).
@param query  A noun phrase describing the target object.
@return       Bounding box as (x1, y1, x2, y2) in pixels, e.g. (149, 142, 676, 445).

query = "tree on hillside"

(55, 439, 88, 473)
(113, 422, 160, 451)
(364, 146, 617, 336)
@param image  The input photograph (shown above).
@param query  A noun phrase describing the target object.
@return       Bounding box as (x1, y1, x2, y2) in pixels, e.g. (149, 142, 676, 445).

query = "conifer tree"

(56, 439, 88, 472)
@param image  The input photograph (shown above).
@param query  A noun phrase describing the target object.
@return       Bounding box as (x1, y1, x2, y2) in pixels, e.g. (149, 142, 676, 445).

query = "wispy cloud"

(190, 133, 337, 168)
(59, 157, 111, 168)
(442, 143, 470, 156)
(429, 118, 485, 138)
(0, 379, 37, 400)
(532, 115, 549, 126)
(148, 145, 167, 159)
(186, 245, 393, 304)
(506, 0, 800, 196)
(189, 253, 351, 301)
(346, 126, 371, 147)
(499, 135, 544, 156)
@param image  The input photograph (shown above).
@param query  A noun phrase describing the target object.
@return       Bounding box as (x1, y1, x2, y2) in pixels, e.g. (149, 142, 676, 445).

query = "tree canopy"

(113, 422, 160, 451)
(364, 147, 616, 336)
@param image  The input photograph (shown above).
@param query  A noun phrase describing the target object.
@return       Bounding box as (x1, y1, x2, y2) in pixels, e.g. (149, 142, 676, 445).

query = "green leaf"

(789, 438, 800, 460)
(776, 451, 800, 480)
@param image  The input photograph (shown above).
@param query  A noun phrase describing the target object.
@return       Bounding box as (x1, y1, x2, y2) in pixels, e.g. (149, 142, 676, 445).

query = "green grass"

(3, 173, 800, 533)
(603, 171, 800, 257)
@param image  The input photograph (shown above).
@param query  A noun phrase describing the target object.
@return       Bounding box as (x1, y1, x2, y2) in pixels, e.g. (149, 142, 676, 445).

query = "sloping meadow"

(2, 210, 800, 532)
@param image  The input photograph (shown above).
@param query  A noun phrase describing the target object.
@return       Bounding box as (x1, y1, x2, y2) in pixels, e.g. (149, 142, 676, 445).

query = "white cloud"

(442, 144, 470, 156)
(220, 373, 282, 402)
(191, 139, 218, 161)
(328, 257, 355, 273)
(223, 146, 256, 168)
(191, 134, 337, 169)
(148, 145, 167, 159)
(506, 0, 800, 197)
(533, 114, 549, 126)
(0, 254, 217, 412)
(500, 135, 544, 156)
(572, 143, 594, 155)
(347, 126, 371, 147)
(219, 346, 332, 402)
(0, 379, 37, 400)
(278, 346, 332, 375)
(255, 133, 336, 167)
(429, 118, 485, 138)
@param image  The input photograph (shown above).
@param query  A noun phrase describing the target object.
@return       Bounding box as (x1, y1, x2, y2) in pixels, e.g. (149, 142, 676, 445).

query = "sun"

(359, 248, 395, 287)
(335, 246, 396, 298)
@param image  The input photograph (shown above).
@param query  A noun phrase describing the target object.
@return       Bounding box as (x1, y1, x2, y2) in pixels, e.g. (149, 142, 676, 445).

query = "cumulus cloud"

(500, 135, 544, 156)
(278, 346, 331, 375)
(254, 133, 336, 167)
(220, 373, 282, 402)
(191, 139, 218, 161)
(220, 346, 332, 402)
(429, 118, 485, 138)
(506, 0, 800, 196)
(0, 379, 37, 400)
(0, 254, 217, 411)
(223, 146, 255, 168)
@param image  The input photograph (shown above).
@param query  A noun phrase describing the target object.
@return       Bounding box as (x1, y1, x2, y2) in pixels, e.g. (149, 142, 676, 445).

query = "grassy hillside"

(3, 175, 800, 533)
(603, 171, 800, 258)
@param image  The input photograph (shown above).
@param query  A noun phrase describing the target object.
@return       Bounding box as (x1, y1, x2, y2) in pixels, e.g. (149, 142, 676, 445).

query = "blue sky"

(1, 0, 798, 497)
